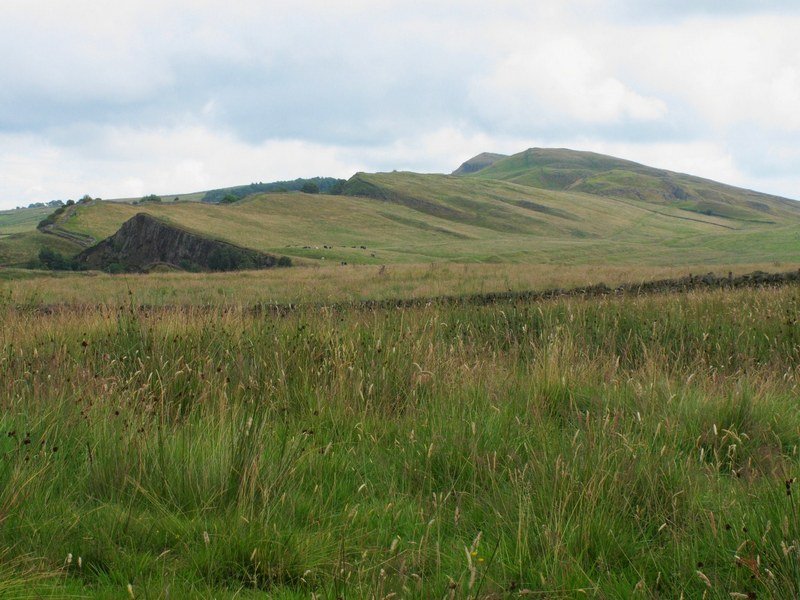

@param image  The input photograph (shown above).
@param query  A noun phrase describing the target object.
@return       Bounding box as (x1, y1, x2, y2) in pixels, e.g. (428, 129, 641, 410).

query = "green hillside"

(468, 148, 800, 223)
(0, 207, 86, 266)
(451, 152, 508, 175)
(3, 148, 799, 269)
(106, 177, 345, 205)
(0, 231, 81, 267)
(0, 207, 52, 235)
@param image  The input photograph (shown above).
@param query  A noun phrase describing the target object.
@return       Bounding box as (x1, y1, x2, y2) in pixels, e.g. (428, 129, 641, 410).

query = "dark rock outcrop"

(76, 213, 284, 272)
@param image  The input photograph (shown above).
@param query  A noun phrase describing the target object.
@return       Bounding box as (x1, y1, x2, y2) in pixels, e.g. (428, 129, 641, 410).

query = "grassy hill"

(0, 207, 84, 267)
(451, 152, 508, 175)
(467, 148, 800, 223)
(0, 207, 52, 235)
(2, 148, 799, 269)
(105, 177, 345, 205)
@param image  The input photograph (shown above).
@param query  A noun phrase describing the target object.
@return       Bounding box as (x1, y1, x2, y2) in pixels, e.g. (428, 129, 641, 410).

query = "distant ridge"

(5, 146, 800, 269)
(201, 177, 345, 203)
(468, 147, 800, 221)
(452, 152, 508, 176)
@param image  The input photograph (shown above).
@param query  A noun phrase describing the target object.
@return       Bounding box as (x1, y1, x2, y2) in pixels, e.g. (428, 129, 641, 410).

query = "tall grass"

(1, 286, 799, 597)
(3, 261, 799, 307)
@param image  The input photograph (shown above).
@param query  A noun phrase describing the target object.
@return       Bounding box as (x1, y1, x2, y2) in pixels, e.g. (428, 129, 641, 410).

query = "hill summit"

(462, 147, 800, 222)
(451, 152, 508, 175)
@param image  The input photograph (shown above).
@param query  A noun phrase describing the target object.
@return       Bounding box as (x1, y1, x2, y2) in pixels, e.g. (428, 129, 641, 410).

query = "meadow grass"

(0, 231, 82, 268)
(1, 282, 800, 597)
(2, 261, 798, 307)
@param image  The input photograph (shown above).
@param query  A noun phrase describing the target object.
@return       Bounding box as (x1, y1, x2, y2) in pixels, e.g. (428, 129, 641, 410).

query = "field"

(2, 273, 800, 598)
(2, 262, 798, 306)
(49, 178, 800, 267)
(0, 207, 53, 236)
(2, 148, 800, 597)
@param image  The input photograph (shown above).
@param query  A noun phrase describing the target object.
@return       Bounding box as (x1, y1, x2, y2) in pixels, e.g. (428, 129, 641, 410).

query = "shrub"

(38, 248, 66, 270)
(208, 247, 245, 271)
(105, 263, 125, 274)
(179, 259, 200, 272)
(37, 248, 84, 271)
(328, 180, 346, 195)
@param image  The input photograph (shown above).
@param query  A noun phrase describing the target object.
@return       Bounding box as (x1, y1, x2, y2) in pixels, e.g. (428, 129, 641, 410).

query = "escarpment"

(76, 213, 287, 272)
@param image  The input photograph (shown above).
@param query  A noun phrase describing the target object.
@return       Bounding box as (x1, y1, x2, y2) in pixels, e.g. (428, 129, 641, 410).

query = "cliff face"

(76, 213, 281, 272)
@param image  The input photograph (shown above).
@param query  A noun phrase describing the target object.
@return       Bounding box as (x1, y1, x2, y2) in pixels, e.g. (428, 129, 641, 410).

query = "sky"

(2, 0, 800, 209)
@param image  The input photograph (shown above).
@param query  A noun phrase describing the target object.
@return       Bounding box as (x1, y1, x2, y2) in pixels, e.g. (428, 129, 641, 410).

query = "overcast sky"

(2, 0, 800, 209)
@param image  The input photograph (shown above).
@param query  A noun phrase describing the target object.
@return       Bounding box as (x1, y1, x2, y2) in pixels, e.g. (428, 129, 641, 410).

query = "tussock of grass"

(1, 286, 800, 596)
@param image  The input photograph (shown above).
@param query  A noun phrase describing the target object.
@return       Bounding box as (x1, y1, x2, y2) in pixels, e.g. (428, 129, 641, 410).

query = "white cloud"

(471, 36, 667, 128)
(606, 15, 800, 132)
(1, 1, 800, 208)
(561, 139, 742, 184)
(0, 125, 539, 206)
(0, 127, 363, 205)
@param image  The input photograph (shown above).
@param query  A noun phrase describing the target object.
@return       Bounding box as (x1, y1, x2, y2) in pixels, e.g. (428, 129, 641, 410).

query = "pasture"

(1, 274, 799, 598)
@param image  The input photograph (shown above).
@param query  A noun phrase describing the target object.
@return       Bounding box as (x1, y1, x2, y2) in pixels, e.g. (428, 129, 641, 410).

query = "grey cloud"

(1, 0, 800, 207)
(0, 8, 484, 146)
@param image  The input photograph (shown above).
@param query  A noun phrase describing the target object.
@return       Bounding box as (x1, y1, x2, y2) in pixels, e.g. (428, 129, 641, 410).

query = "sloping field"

(0, 207, 52, 235)
(42, 178, 800, 267)
(469, 148, 800, 223)
(0, 231, 82, 267)
(3, 148, 799, 268)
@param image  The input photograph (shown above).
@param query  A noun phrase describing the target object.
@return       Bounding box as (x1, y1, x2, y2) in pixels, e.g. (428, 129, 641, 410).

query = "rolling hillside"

(2, 148, 799, 268)
(0, 207, 53, 235)
(463, 148, 800, 223)
(0, 207, 84, 267)
(451, 152, 507, 175)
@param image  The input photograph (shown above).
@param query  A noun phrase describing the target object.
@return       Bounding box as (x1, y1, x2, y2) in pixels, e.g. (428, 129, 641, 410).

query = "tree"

(37, 247, 84, 271)
(105, 263, 125, 274)
(220, 193, 239, 204)
(328, 180, 346, 195)
(38, 247, 67, 270)
(140, 194, 162, 204)
(301, 182, 320, 194)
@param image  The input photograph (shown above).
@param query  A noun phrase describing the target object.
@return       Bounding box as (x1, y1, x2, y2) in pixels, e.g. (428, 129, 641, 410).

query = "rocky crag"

(76, 213, 285, 272)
